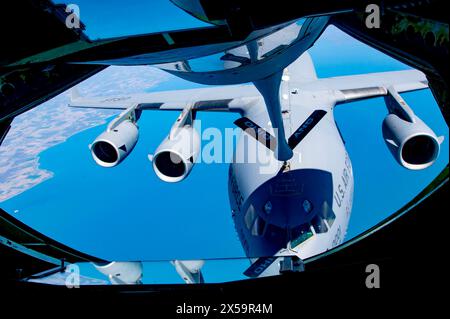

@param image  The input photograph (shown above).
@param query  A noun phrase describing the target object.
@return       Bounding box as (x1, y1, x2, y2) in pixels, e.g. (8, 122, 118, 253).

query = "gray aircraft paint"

(227, 54, 353, 276)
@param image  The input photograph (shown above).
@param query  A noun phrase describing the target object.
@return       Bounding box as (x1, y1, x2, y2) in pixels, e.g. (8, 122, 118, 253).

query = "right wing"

(69, 84, 261, 113)
(301, 69, 428, 104)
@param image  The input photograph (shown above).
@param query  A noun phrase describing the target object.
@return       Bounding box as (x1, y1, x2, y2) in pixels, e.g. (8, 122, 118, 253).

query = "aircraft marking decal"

(243, 257, 277, 278)
(234, 117, 277, 151)
(288, 110, 327, 149)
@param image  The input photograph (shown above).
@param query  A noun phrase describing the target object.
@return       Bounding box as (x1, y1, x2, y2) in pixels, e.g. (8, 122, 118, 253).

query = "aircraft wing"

(69, 84, 261, 113)
(303, 69, 428, 104)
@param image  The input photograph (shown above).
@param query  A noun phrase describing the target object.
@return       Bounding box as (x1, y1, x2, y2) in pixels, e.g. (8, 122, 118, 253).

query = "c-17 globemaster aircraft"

(69, 21, 444, 282)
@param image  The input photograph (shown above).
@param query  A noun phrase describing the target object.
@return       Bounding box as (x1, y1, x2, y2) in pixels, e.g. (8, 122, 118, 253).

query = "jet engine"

(381, 86, 443, 170)
(153, 125, 200, 182)
(91, 120, 138, 167)
(93, 261, 143, 285)
(382, 113, 441, 170)
(172, 260, 205, 284)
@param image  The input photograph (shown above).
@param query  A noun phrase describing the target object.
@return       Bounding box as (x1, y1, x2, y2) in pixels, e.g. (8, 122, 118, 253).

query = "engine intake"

(153, 126, 200, 182)
(382, 113, 441, 170)
(91, 120, 138, 167)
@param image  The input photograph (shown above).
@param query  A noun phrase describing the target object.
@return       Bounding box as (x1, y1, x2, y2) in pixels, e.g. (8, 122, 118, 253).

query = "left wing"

(69, 84, 261, 113)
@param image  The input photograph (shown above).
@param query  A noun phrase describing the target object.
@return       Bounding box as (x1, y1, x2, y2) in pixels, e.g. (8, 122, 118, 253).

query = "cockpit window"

(321, 201, 336, 227)
(302, 199, 313, 214)
(291, 223, 313, 248)
(265, 224, 285, 240)
(244, 205, 256, 230)
(251, 217, 266, 236)
(311, 215, 328, 234)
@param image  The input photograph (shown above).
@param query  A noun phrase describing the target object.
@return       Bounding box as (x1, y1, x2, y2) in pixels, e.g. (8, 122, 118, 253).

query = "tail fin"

(70, 87, 81, 101)
(286, 51, 317, 83)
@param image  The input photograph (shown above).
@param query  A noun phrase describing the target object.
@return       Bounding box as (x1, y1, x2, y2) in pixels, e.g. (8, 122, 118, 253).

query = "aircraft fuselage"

(228, 60, 354, 266)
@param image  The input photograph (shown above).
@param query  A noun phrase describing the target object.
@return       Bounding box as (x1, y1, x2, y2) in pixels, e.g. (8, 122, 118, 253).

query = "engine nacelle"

(172, 260, 205, 284)
(153, 125, 200, 183)
(178, 260, 205, 273)
(382, 113, 441, 170)
(91, 120, 138, 167)
(93, 261, 143, 285)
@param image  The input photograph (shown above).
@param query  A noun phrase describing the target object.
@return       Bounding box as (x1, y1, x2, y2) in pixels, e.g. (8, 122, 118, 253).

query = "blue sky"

(1, 1, 448, 283)
(57, 0, 210, 39)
